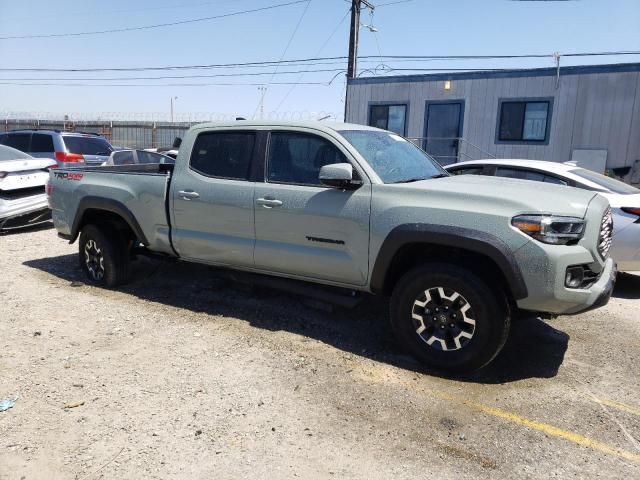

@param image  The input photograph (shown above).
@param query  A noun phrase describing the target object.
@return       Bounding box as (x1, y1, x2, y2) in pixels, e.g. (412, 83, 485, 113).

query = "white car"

(0, 144, 57, 231)
(445, 159, 640, 272)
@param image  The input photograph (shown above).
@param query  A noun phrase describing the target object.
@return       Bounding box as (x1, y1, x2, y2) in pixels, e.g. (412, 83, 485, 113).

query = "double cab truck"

(48, 121, 616, 373)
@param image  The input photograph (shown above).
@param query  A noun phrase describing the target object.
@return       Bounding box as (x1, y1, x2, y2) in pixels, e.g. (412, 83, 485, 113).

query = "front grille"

(598, 207, 613, 259)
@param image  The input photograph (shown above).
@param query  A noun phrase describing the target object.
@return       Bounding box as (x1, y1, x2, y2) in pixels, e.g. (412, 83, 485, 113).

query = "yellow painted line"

(429, 391, 640, 465)
(599, 399, 640, 418)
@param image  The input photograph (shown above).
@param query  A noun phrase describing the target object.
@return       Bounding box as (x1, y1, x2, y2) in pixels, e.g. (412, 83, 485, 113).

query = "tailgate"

(49, 166, 172, 253)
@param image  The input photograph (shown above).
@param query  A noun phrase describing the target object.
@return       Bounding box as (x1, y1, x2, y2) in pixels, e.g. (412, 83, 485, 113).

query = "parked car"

(0, 129, 115, 168)
(48, 121, 615, 373)
(445, 159, 640, 272)
(102, 149, 175, 166)
(0, 144, 56, 231)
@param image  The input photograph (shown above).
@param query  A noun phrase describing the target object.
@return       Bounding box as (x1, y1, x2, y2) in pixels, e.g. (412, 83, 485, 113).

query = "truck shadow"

(612, 272, 640, 299)
(23, 254, 568, 384)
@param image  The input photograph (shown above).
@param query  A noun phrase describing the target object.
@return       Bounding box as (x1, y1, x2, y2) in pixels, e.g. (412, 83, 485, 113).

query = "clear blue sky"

(0, 0, 639, 121)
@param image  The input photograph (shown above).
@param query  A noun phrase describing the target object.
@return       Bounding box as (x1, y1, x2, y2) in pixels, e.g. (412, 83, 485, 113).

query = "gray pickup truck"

(48, 121, 616, 373)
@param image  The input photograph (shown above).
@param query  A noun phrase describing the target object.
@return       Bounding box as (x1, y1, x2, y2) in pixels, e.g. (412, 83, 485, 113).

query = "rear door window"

(63, 136, 113, 155)
(3, 133, 31, 152)
(30, 133, 55, 153)
(190, 131, 255, 180)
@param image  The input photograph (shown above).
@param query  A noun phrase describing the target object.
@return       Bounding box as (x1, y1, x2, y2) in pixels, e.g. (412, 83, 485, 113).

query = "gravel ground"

(1, 224, 639, 479)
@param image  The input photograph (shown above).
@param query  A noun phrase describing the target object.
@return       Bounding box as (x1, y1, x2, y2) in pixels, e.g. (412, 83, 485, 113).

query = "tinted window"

(368, 104, 407, 136)
(267, 132, 346, 186)
(112, 150, 135, 165)
(3, 133, 30, 152)
(543, 175, 568, 186)
(63, 136, 113, 155)
(495, 167, 545, 182)
(570, 168, 640, 195)
(340, 130, 446, 184)
(30, 133, 54, 152)
(498, 101, 550, 142)
(137, 150, 172, 164)
(450, 166, 484, 176)
(190, 132, 254, 180)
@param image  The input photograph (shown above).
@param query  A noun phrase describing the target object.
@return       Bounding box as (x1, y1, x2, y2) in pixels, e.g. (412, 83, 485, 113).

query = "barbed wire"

(0, 110, 343, 123)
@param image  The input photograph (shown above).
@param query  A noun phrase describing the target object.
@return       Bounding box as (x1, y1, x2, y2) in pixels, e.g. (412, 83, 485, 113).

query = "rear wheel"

(78, 224, 131, 287)
(390, 263, 510, 373)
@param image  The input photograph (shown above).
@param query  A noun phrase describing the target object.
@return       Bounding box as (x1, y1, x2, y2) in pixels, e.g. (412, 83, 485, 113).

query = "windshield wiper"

(389, 174, 448, 184)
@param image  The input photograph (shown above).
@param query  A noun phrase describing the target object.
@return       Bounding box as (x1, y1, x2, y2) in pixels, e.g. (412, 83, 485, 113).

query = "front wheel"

(390, 263, 510, 373)
(78, 224, 131, 287)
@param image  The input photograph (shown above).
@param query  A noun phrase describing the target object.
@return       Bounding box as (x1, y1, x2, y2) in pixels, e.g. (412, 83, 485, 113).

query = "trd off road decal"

(53, 172, 84, 181)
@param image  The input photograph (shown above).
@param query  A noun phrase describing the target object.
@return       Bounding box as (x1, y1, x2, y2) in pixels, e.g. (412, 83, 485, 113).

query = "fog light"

(565, 266, 585, 288)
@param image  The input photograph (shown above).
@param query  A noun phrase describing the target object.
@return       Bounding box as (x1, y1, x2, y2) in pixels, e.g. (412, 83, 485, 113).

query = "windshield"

(339, 130, 447, 183)
(0, 144, 33, 161)
(63, 136, 114, 156)
(570, 168, 640, 195)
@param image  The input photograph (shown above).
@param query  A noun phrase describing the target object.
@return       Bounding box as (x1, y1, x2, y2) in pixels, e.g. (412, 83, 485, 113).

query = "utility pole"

(170, 96, 178, 123)
(345, 0, 374, 121)
(257, 86, 267, 119)
(347, 0, 375, 80)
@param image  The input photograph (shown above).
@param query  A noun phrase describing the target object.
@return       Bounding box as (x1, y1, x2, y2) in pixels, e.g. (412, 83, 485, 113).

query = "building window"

(498, 100, 551, 142)
(369, 104, 407, 135)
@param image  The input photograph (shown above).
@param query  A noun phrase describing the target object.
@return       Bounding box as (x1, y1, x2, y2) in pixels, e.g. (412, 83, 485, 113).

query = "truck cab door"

(253, 130, 371, 286)
(170, 130, 257, 267)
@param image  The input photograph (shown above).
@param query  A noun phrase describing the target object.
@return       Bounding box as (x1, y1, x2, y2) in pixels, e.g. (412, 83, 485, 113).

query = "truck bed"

(49, 163, 176, 255)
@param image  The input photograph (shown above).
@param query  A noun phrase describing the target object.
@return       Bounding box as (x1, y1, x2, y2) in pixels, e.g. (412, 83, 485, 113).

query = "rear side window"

(63, 136, 113, 155)
(30, 133, 54, 152)
(543, 175, 568, 186)
(190, 131, 254, 180)
(112, 150, 135, 165)
(449, 166, 484, 176)
(2, 133, 30, 152)
(267, 132, 347, 186)
(495, 167, 544, 182)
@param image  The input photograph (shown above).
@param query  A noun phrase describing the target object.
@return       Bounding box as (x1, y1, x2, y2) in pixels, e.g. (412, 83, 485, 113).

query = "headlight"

(512, 215, 585, 245)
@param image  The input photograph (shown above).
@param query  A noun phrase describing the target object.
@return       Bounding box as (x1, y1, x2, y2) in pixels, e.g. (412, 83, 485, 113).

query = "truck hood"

(393, 174, 598, 218)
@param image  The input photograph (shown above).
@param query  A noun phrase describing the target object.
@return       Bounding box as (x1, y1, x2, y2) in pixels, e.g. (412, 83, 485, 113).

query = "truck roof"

(189, 120, 381, 134)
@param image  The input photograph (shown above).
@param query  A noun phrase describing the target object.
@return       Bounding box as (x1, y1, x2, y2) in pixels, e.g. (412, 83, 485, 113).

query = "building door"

(423, 101, 464, 165)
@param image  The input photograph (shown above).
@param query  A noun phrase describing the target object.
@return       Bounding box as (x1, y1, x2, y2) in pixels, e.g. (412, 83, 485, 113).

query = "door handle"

(256, 197, 283, 208)
(178, 190, 200, 200)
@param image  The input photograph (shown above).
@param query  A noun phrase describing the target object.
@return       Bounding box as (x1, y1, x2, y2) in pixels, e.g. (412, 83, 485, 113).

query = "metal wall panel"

(345, 68, 640, 172)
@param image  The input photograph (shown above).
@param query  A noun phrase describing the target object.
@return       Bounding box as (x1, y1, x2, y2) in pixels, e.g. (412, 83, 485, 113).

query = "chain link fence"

(1, 111, 343, 149)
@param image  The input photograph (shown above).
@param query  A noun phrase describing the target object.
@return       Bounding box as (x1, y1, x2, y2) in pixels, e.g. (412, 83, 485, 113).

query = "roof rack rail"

(7, 128, 61, 133)
(65, 130, 102, 137)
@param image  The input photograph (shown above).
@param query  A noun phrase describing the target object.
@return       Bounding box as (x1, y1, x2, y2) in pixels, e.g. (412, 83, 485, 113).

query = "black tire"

(390, 263, 510, 373)
(78, 223, 131, 287)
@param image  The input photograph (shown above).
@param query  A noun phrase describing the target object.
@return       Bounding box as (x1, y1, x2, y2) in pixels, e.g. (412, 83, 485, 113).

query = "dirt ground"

(1, 224, 639, 479)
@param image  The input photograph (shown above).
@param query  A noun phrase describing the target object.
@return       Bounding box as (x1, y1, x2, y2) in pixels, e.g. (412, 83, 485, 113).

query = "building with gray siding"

(345, 63, 640, 181)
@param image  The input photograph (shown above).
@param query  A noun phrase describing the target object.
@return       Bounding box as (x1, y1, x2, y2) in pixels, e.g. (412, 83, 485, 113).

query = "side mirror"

(319, 163, 362, 190)
(172, 137, 182, 149)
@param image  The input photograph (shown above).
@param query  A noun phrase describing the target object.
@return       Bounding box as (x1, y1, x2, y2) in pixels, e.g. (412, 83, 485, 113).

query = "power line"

(2, 51, 638, 72)
(253, 0, 312, 118)
(0, 0, 308, 40)
(0, 81, 328, 87)
(274, 8, 352, 112)
(0, 68, 347, 81)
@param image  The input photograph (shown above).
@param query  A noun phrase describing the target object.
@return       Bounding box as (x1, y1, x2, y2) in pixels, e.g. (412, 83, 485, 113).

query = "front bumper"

(514, 238, 617, 315)
(560, 259, 616, 315)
